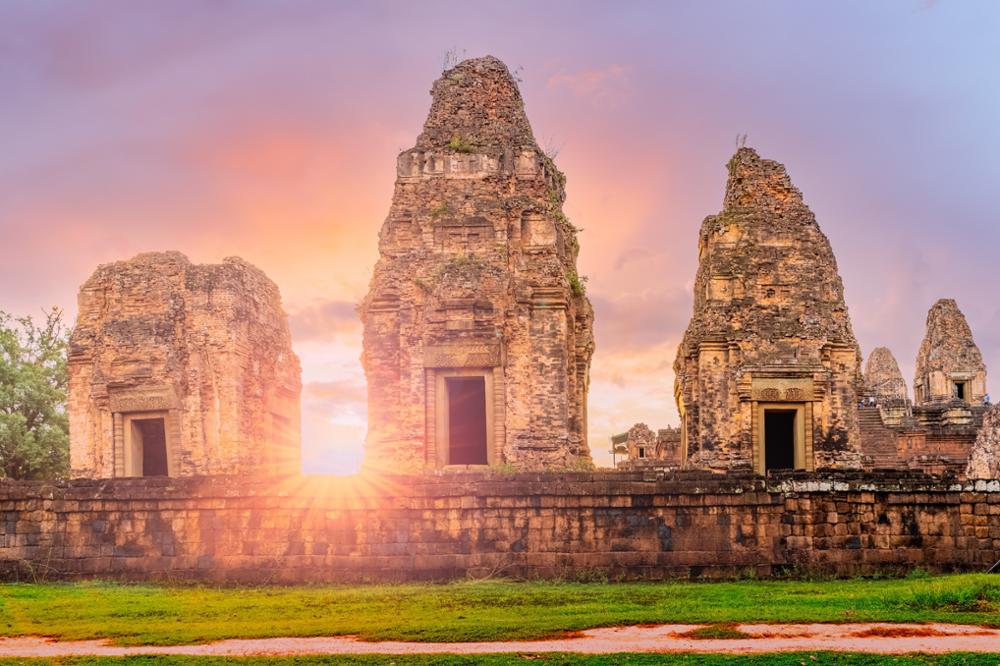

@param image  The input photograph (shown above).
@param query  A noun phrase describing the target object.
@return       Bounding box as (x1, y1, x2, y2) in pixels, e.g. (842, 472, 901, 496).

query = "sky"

(2, 0, 999, 472)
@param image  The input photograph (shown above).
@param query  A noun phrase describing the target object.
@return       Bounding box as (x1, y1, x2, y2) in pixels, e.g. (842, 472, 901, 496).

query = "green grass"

(1, 574, 999, 646)
(2, 655, 1000, 666)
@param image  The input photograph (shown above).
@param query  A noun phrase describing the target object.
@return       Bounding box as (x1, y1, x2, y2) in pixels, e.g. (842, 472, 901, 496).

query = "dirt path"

(2, 623, 999, 656)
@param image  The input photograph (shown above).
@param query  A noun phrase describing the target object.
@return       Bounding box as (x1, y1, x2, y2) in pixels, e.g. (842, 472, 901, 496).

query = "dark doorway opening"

(954, 382, 966, 401)
(447, 377, 488, 465)
(135, 418, 168, 476)
(764, 410, 796, 472)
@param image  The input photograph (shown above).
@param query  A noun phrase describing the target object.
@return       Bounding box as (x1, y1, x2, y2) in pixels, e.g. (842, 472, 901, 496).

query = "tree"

(0, 309, 70, 479)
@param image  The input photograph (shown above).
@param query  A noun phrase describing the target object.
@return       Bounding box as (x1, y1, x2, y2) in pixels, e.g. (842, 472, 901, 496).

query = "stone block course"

(2, 471, 999, 582)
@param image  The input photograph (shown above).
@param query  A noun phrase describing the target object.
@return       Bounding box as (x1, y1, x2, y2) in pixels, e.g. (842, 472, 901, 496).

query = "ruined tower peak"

(864, 347, 908, 403)
(416, 55, 536, 153)
(920, 298, 981, 365)
(723, 146, 805, 212)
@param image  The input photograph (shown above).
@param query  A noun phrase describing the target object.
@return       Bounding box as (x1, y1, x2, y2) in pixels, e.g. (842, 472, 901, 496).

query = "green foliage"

(0, 309, 69, 479)
(567, 269, 588, 297)
(445, 254, 483, 271)
(428, 202, 453, 219)
(2, 574, 1000, 646)
(539, 150, 567, 187)
(448, 134, 476, 153)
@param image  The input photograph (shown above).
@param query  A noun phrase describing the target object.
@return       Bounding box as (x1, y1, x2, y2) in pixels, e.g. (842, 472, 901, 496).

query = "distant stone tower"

(360, 56, 594, 472)
(674, 147, 863, 473)
(914, 299, 987, 408)
(68, 252, 301, 478)
(864, 348, 908, 404)
(864, 347, 911, 426)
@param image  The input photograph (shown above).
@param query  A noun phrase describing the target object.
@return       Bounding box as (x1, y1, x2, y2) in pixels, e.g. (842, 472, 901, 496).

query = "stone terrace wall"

(2, 472, 999, 583)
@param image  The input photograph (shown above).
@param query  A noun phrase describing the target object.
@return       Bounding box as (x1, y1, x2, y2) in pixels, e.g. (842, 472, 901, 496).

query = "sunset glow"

(2, 1, 998, 473)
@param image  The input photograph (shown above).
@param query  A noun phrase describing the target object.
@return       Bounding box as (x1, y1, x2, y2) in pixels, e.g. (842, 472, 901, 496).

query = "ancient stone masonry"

(68, 252, 301, 478)
(3, 472, 1000, 583)
(674, 147, 863, 474)
(360, 56, 594, 471)
(967, 404, 1000, 479)
(863, 347, 911, 426)
(914, 299, 987, 411)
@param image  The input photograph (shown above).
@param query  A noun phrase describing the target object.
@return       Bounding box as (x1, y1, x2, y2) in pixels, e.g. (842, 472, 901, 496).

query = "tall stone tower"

(674, 147, 863, 473)
(68, 252, 301, 478)
(914, 299, 987, 408)
(360, 56, 594, 472)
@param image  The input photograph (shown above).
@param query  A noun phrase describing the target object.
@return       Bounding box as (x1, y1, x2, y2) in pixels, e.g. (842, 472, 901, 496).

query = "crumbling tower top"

(416, 56, 536, 154)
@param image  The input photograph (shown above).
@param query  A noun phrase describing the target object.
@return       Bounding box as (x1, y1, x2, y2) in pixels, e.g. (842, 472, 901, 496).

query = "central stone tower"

(674, 147, 863, 473)
(361, 56, 594, 472)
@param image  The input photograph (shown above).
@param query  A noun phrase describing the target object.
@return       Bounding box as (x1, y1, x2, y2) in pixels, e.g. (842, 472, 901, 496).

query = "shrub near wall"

(1, 471, 999, 582)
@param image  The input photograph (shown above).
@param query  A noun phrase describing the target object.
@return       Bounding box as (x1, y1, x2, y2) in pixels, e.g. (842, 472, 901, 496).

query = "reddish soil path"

(1, 623, 999, 656)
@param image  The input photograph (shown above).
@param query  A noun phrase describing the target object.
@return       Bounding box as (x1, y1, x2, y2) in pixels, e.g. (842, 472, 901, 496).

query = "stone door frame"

(120, 410, 178, 477)
(430, 368, 500, 469)
(752, 401, 813, 475)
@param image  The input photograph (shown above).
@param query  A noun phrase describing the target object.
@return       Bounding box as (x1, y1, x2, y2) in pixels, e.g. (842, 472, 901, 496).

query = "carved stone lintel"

(109, 385, 180, 414)
(424, 342, 500, 368)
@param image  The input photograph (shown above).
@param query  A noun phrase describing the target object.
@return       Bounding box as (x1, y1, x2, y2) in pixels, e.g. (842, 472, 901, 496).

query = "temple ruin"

(673, 147, 863, 473)
(360, 56, 594, 471)
(68, 252, 301, 478)
(852, 300, 989, 474)
(612, 423, 682, 470)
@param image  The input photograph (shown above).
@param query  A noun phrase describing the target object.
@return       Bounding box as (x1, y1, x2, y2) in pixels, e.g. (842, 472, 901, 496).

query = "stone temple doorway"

(764, 410, 796, 471)
(124, 413, 170, 477)
(446, 377, 488, 465)
(430, 368, 498, 469)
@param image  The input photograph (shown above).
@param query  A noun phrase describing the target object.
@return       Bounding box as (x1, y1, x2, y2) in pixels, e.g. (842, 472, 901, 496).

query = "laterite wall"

(1, 471, 999, 582)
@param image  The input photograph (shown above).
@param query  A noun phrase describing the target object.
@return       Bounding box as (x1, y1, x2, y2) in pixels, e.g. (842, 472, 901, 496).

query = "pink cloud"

(547, 64, 629, 97)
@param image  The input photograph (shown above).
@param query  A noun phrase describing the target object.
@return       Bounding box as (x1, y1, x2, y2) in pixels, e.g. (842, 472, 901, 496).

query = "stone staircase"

(858, 407, 899, 469)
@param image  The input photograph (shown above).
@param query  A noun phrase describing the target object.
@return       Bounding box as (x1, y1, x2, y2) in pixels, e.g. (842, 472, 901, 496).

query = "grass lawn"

(1, 655, 1000, 666)
(0, 574, 999, 646)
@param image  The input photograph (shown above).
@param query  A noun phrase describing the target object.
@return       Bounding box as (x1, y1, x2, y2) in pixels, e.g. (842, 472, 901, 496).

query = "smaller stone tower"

(863, 347, 911, 426)
(914, 299, 987, 409)
(68, 252, 301, 478)
(674, 147, 863, 474)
